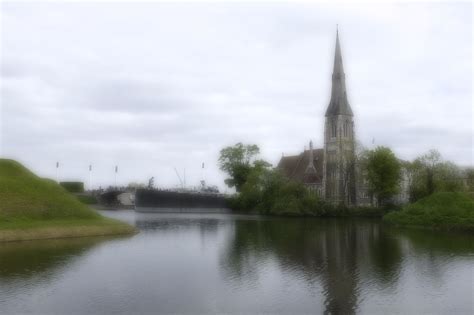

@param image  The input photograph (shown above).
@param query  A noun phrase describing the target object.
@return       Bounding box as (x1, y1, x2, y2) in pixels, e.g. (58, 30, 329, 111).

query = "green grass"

(0, 217, 135, 242)
(0, 159, 135, 241)
(76, 194, 98, 205)
(383, 192, 474, 231)
(0, 159, 99, 221)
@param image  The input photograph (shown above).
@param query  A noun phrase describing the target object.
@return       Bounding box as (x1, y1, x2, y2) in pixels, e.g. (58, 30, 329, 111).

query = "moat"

(1, 211, 473, 314)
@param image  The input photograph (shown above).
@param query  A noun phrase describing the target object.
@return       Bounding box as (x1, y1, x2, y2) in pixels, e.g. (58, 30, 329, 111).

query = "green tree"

(465, 168, 474, 192)
(235, 166, 320, 215)
(365, 146, 401, 206)
(218, 143, 270, 192)
(407, 150, 464, 202)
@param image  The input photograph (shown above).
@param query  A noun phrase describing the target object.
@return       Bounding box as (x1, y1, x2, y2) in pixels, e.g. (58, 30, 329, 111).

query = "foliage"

(218, 143, 270, 192)
(365, 146, 401, 206)
(127, 182, 146, 189)
(465, 168, 474, 192)
(147, 177, 154, 189)
(60, 181, 85, 193)
(229, 166, 384, 217)
(384, 192, 474, 231)
(406, 150, 465, 202)
(76, 194, 98, 205)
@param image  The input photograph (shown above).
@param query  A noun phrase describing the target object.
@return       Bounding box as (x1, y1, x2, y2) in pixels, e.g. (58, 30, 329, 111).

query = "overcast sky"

(1, 2, 472, 191)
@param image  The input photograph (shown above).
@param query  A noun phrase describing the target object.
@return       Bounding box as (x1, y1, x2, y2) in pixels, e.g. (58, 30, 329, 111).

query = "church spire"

(334, 26, 344, 76)
(325, 27, 353, 117)
(305, 140, 317, 174)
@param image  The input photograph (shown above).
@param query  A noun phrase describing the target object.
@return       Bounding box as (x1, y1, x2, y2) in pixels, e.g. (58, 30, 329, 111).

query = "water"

(1, 211, 473, 314)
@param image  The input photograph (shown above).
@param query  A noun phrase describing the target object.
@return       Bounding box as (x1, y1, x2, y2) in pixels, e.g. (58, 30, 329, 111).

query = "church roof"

(325, 29, 354, 117)
(277, 148, 324, 184)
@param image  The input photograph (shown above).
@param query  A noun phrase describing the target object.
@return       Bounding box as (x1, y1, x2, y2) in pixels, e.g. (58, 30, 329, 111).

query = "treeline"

(402, 150, 471, 202)
(218, 143, 472, 216)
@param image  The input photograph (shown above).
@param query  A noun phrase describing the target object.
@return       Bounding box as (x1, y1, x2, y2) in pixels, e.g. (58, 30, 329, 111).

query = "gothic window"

(331, 120, 337, 137)
(343, 120, 351, 138)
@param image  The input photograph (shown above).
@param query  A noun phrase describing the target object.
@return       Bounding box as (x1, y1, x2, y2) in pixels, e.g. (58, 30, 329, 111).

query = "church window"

(343, 120, 351, 138)
(331, 121, 337, 137)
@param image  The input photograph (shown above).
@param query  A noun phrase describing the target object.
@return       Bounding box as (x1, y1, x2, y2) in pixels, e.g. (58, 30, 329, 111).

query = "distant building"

(118, 192, 135, 206)
(278, 30, 373, 206)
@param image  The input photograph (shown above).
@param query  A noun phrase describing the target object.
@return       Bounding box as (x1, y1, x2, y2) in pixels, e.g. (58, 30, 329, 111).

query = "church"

(277, 30, 371, 206)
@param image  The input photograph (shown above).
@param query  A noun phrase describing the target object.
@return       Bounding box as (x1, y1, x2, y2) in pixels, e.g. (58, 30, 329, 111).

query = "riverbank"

(0, 159, 135, 242)
(383, 192, 474, 232)
(0, 218, 135, 242)
(233, 206, 386, 218)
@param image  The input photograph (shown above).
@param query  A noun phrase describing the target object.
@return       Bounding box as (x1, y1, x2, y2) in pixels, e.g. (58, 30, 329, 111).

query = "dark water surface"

(1, 211, 473, 314)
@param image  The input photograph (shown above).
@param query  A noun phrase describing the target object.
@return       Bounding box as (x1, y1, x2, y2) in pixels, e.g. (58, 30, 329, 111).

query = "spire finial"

(333, 27, 343, 76)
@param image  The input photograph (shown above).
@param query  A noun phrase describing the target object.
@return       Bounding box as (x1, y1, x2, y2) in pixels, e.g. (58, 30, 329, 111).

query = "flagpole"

(114, 165, 118, 188)
(201, 162, 205, 188)
(89, 164, 92, 191)
(56, 161, 60, 183)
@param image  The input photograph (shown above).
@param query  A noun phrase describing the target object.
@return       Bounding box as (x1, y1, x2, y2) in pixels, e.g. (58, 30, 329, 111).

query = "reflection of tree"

(400, 228, 474, 254)
(397, 228, 474, 285)
(135, 215, 221, 236)
(0, 237, 109, 281)
(368, 226, 403, 285)
(220, 218, 403, 314)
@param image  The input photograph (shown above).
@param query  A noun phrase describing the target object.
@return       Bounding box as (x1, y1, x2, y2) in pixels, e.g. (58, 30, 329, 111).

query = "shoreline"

(0, 218, 137, 243)
(91, 204, 135, 210)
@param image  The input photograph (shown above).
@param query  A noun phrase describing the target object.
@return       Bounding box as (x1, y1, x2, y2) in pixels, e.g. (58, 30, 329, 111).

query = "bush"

(60, 182, 84, 193)
(384, 192, 474, 231)
(227, 166, 386, 217)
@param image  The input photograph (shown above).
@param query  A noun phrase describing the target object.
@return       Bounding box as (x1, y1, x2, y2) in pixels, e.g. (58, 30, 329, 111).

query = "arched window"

(344, 120, 351, 138)
(332, 120, 337, 137)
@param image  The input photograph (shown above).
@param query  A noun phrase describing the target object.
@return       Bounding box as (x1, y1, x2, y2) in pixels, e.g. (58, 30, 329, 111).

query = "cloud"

(1, 2, 472, 190)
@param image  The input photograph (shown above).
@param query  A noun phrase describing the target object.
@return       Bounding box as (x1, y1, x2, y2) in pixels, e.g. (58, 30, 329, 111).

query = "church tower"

(322, 29, 357, 205)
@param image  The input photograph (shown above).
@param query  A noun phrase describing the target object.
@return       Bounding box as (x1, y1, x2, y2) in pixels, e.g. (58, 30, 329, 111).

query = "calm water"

(1, 211, 473, 314)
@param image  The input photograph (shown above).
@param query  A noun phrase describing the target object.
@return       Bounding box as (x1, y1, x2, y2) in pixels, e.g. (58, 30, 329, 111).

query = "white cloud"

(1, 2, 472, 190)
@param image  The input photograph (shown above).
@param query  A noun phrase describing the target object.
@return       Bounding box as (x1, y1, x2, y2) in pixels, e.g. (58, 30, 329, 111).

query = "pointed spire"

(334, 26, 344, 76)
(305, 140, 317, 174)
(325, 27, 353, 117)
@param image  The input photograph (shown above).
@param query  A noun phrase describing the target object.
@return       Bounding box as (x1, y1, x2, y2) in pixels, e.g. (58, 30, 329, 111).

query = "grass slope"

(384, 192, 474, 231)
(0, 159, 134, 241)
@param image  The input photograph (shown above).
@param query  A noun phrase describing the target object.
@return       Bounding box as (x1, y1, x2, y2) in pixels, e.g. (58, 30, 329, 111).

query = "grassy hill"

(0, 159, 135, 242)
(384, 192, 474, 231)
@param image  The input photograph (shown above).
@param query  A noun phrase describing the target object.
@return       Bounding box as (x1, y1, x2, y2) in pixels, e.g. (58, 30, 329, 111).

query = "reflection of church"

(221, 218, 404, 314)
(278, 30, 371, 206)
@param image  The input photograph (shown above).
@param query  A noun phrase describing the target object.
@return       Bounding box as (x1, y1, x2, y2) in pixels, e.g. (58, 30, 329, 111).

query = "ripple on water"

(1, 212, 473, 314)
